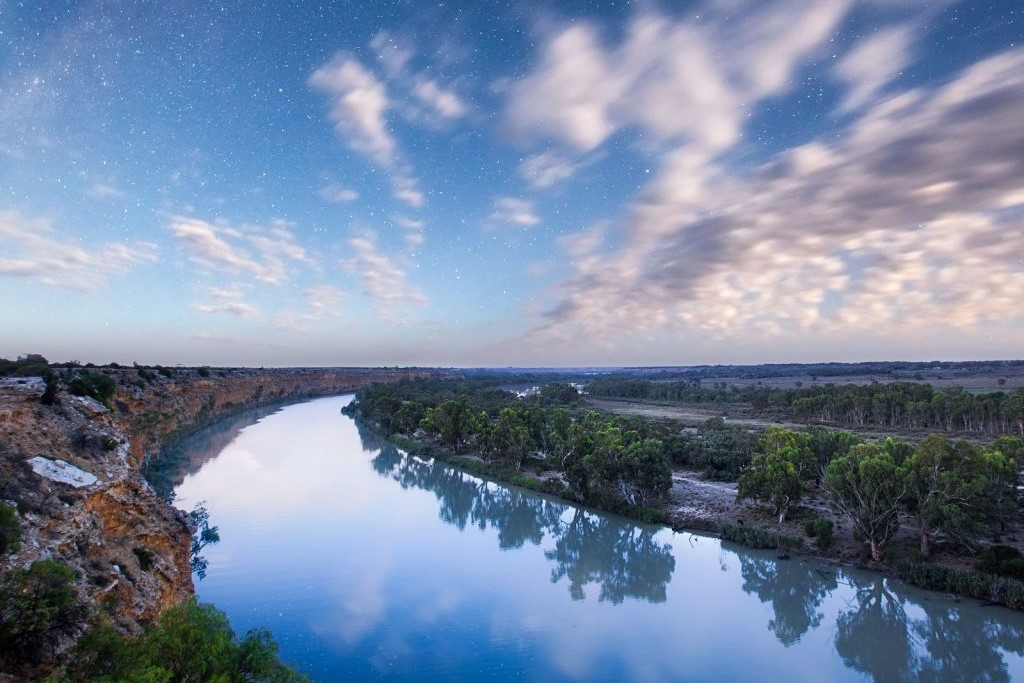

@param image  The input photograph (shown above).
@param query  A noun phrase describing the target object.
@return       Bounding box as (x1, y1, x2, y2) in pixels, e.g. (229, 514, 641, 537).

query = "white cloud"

(834, 26, 914, 114)
(319, 183, 359, 203)
(0, 211, 156, 290)
(309, 56, 397, 168)
(526, 47, 1024, 351)
(490, 197, 541, 227)
(393, 215, 426, 249)
(272, 285, 347, 333)
(193, 286, 258, 318)
(345, 232, 427, 320)
(169, 216, 309, 285)
(86, 183, 122, 200)
(506, 2, 850, 157)
(412, 78, 468, 120)
(520, 151, 580, 190)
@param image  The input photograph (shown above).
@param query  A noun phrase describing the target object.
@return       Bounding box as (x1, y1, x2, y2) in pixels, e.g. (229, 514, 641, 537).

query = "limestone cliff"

(0, 367, 437, 636)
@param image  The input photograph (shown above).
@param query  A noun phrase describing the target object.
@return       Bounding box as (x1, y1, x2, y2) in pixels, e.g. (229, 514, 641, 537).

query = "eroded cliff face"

(0, 367, 436, 636)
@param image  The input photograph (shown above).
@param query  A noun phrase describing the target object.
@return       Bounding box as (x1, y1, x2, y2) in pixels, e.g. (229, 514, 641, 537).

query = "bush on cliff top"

(0, 503, 19, 555)
(67, 372, 117, 406)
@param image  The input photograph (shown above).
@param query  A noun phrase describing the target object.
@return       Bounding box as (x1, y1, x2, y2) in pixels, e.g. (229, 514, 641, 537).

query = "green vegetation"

(720, 523, 803, 551)
(0, 353, 51, 377)
(803, 517, 834, 549)
(0, 560, 85, 667)
(893, 561, 1024, 609)
(347, 379, 672, 513)
(188, 503, 220, 580)
(67, 372, 118, 407)
(0, 502, 21, 555)
(737, 426, 815, 523)
(50, 600, 307, 683)
(588, 377, 1024, 436)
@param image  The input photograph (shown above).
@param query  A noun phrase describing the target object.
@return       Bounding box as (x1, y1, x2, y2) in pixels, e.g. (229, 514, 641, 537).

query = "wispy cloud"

(319, 183, 359, 204)
(345, 231, 427, 320)
(0, 211, 156, 290)
(370, 30, 469, 123)
(272, 285, 347, 333)
(489, 197, 541, 227)
(525, 46, 1024, 349)
(834, 26, 914, 114)
(519, 151, 580, 190)
(309, 54, 424, 208)
(169, 216, 309, 285)
(392, 215, 426, 249)
(86, 182, 123, 200)
(193, 286, 258, 318)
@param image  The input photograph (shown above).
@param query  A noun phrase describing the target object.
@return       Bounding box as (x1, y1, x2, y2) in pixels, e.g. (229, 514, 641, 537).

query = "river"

(171, 395, 1024, 682)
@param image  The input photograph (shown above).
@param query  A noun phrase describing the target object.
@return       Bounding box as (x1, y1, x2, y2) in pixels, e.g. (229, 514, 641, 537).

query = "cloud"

(169, 216, 309, 285)
(526, 47, 1024, 350)
(309, 56, 397, 168)
(519, 151, 580, 190)
(0, 211, 156, 290)
(490, 197, 541, 227)
(370, 30, 469, 123)
(272, 285, 347, 333)
(319, 183, 359, 203)
(345, 232, 428, 319)
(411, 78, 468, 120)
(506, 2, 850, 157)
(834, 26, 914, 114)
(86, 183, 123, 200)
(309, 54, 424, 208)
(193, 286, 258, 318)
(393, 215, 426, 249)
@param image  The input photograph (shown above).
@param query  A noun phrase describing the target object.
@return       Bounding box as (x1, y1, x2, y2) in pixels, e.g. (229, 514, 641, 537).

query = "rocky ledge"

(0, 367, 436, 636)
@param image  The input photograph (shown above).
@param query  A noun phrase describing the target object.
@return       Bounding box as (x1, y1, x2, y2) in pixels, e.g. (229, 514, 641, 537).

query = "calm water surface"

(173, 396, 1024, 682)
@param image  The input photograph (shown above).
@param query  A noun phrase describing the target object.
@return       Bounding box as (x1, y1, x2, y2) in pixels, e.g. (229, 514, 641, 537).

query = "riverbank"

(0, 367, 443, 676)
(366, 420, 1024, 610)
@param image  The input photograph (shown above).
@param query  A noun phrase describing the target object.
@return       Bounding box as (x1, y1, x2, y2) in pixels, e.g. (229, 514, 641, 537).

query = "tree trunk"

(920, 529, 932, 558)
(869, 538, 882, 562)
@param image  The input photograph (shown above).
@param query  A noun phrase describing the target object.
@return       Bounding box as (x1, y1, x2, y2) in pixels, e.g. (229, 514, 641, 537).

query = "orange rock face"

(0, 367, 439, 633)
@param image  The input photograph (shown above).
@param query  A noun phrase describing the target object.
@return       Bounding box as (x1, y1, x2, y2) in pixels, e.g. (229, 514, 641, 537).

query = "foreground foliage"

(51, 599, 308, 683)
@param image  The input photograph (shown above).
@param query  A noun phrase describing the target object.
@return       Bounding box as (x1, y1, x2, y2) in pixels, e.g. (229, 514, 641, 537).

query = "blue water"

(174, 396, 1024, 682)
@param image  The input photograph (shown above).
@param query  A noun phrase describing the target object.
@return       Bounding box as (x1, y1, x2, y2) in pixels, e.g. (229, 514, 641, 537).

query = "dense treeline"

(737, 425, 1023, 561)
(588, 378, 1024, 436)
(347, 379, 674, 512)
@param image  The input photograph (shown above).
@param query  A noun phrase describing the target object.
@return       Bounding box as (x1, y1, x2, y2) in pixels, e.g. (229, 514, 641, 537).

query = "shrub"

(978, 545, 1024, 581)
(57, 601, 308, 682)
(197, 367, 211, 378)
(68, 372, 117, 406)
(0, 560, 85, 665)
(0, 502, 20, 554)
(803, 517, 834, 549)
(721, 523, 803, 551)
(894, 560, 1024, 609)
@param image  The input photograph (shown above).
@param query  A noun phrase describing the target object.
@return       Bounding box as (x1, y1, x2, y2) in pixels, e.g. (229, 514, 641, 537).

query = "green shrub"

(68, 372, 117, 406)
(197, 367, 211, 378)
(57, 600, 308, 682)
(0, 560, 85, 665)
(721, 523, 803, 551)
(0, 502, 20, 554)
(894, 560, 1024, 609)
(978, 545, 1024, 581)
(803, 517, 834, 549)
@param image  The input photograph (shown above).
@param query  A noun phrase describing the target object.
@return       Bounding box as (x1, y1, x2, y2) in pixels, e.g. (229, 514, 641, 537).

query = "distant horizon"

(3, 2, 1022, 365)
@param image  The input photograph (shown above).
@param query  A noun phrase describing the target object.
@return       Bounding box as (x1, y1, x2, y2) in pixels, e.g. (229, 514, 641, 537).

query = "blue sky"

(1, 0, 1021, 367)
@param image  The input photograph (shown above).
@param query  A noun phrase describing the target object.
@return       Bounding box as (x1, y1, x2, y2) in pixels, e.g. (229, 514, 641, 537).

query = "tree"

(0, 502, 19, 555)
(422, 398, 475, 452)
(620, 438, 672, 506)
(67, 371, 117, 406)
(189, 503, 220, 580)
(737, 427, 813, 523)
(900, 435, 990, 556)
(0, 560, 85, 665)
(488, 407, 534, 471)
(826, 444, 904, 561)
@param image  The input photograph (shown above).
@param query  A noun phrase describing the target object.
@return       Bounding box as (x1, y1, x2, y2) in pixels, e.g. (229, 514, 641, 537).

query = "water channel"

(171, 396, 1024, 682)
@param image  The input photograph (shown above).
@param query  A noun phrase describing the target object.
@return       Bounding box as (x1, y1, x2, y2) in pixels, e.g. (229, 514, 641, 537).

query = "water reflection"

(361, 423, 675, 604)
(144, 402, 285, 499)
(735, 552, 837, 646)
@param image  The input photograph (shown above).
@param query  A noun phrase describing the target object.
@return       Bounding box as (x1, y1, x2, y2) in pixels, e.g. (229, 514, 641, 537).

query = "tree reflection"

(145, 402, 284, 500)
(831, 573, 1024, 682)
(737, 553, 836, 645)
(361, 427, 675, 603)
